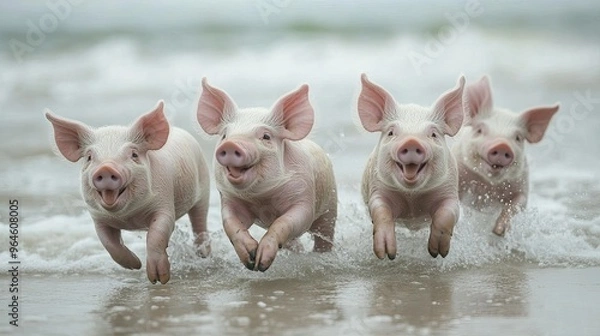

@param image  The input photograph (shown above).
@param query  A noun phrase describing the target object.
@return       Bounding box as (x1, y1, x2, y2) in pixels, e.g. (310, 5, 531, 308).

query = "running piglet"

(196, 78, 337, 272)
(45, 101, 211, 284)
(358, 74, 465, 259)
(452, 76, 559, 236)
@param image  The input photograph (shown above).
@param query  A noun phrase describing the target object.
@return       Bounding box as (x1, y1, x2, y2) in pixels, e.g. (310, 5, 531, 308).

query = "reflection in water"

(102, 279, 211, 334)
(451, 265, 528, 319)
(364, 271, 454, 333)
(98, 265, 528, 335)
(215, 278, 341, 333)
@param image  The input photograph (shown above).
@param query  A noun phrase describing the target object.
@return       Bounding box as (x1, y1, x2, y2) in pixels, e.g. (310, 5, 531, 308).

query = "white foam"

(2, 182, 599, 281)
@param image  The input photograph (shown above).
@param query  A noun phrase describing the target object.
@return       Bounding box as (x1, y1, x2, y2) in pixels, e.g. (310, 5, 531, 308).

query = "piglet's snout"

(486, 142, 514, 167)
(92, 164, 125, 207)
(394, 138, 428, 182)
(397, 138, 427, 165)
(216, 141, 248, 168)
(92, 165, 123, 191)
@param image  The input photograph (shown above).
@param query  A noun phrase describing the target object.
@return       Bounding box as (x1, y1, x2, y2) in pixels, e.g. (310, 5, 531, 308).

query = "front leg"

(95, 223, 142, 270)
(493, 193, 527, 236)
(146, 213, 175, 284)
(222, 200, 257, 271)
(188, 200, 211, 258)
(369, 196, 397, 260)
(254, 206, 313, 272)
(429, 198, 460, 258)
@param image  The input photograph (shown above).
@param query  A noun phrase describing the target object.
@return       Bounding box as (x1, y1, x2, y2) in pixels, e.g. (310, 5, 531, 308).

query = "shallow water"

(1, 1, 600, 335)
(2, 266, 600, 335)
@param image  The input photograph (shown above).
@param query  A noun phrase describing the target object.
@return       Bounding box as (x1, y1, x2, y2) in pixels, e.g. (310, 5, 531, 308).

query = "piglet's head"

(462, 76, 559, 179)
(358, 74, 465, 190)
(45, 101, 170, 212)
(197, 78, 314, 191)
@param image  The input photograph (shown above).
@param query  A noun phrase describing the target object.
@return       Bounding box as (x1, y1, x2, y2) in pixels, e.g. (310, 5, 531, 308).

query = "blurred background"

(0, 0, 599, 270)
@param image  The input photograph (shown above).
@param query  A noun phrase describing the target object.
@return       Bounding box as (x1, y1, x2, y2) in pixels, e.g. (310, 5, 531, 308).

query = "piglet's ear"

(271, 84, 314, 141)
(464, 75, 493, 121)
(521, 104, 559, 143)
(45, 110, 93, 162)
(130, 100, 170, 151)
(432, 75, 465, 136)
(197, 78, 237, 135)
(357, 73, 396, 132)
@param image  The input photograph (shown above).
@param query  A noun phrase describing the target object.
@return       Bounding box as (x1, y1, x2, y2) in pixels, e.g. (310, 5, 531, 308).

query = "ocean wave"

(3, 186, 599, 280)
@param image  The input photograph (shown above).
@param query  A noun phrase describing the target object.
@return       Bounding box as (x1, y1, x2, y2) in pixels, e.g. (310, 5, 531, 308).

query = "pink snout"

(216, 141, 248, 168)
(397, 138, 427, 165)
(92, 165, 123, 191)
(486, 142, 514, 167)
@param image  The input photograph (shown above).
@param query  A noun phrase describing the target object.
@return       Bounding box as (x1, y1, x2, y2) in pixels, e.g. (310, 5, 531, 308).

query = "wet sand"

(3, 265, 599, 335)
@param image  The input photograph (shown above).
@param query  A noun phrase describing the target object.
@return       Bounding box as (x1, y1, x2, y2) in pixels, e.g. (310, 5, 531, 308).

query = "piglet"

(358, 74, 465, 259)
(452, 76, 559, 236)
(196, 78, 337, 272)
(45, 101, 211, 284)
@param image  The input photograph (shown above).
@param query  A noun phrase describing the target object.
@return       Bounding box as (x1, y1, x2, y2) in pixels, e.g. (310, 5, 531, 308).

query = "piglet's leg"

(309, 211, 336, 252)
(493, 193, 527, 236)
(222, 202, 258, 271)
(189, 200, 211, 258)
(255, 206, 313, 272)
(369, 198, 397, 260)
(95, 223, 142, 270)
(146, 214, 175, 284)
(429, 199, 459, 258)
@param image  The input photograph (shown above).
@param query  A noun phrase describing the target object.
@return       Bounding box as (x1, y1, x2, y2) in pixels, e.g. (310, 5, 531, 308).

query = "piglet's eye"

(221, 133, 226, 140)
(388, 130, 394, 136)
(262, 133, 271, 140)
(431, 132, 437, 138)
(515, 135, 522, 142)
(132, 152, 139, 158)
(87, 155, 92, 162)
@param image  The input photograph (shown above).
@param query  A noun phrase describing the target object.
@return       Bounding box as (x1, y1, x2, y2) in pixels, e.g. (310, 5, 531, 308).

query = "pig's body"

(197, 79, 337, 272)
(362, 138, 459, 221)
(452, 107, 531, 214)
(357, 74, 466, 259)
(218, 138, 336, 234)
(455, 159, 528, 212)
(46, 102, 211, 284)
(87, 127, 209, 230)
(452, 76, 559, 236)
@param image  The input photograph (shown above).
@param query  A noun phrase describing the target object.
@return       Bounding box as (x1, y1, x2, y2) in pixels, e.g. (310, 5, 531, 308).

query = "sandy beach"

(2, 266, 598, 335)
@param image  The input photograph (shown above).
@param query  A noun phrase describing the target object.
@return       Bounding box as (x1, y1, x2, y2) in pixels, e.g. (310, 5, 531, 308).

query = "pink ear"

(45, 110, 93, 162)
(197, 78, 237, 135)
(465, 75, 493, 120)
(432, 75, 465, 136)
(357, 73, 396, 132)
(271, 84, 314, 141)
(130, 101, 170, 151)
(521, 104, 560, 143)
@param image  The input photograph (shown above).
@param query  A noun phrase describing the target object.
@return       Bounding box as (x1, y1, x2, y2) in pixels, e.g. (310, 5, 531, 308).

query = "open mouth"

(483, 160, 506, 172)
(225, 166, 253, 184)
(98, 187, 126, 207)
(397, 162, 427, 183)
